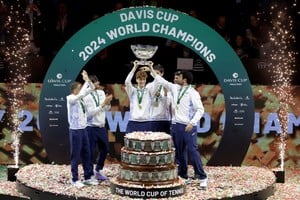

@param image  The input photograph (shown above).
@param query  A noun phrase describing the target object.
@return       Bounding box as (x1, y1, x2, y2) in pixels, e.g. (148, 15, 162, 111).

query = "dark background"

(0, 0, 299, 85)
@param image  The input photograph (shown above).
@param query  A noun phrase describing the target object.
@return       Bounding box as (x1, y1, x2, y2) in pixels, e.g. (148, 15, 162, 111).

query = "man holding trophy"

(148, 64, 172, 134)
(124, 45, 158, 133)
(128, 44, 208, 189)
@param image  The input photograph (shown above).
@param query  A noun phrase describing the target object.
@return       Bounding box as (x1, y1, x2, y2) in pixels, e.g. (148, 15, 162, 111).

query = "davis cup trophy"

(131, 44, 158, 66)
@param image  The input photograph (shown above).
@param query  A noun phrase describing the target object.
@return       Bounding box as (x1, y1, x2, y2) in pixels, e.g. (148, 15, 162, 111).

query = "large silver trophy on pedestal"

(131, 44, 158, 65)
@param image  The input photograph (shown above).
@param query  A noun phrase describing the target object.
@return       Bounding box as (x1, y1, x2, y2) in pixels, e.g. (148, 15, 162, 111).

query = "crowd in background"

(0, 0, 299, 84)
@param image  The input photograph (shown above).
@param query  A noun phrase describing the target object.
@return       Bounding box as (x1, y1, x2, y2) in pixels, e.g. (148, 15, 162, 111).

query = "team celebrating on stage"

(66, 61, 208, 189)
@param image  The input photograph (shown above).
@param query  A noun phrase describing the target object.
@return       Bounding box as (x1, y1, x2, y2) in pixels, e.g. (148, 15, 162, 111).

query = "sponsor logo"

(47, 73, 72, 86)
(223, 72, 248, 86)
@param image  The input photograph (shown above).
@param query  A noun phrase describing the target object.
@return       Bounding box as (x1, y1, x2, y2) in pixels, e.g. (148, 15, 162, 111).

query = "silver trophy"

(131, 44, 158, 65)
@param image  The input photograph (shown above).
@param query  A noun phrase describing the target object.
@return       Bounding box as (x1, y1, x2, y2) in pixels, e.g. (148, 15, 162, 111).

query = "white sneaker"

(83, 178, 99, 186)
(199, 178, 208, 190)
(184, 178, 191, 185)
(70, 180, 85, 189)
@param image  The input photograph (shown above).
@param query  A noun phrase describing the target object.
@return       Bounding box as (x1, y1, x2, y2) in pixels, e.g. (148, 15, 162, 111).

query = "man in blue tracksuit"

(151, 68, 208, 190)
(147, 64, 172, 133)
(66, 70, 98, 188)
(84, 75, 112, 181)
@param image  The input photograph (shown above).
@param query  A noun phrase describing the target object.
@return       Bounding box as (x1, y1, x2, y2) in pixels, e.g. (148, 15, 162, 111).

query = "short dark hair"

(174, 71, 182, 76)
(182, 71, 193, 84)
(175, 70, 193, 84)
(88, 75, 99, 83)
(153, 64, 164, 74)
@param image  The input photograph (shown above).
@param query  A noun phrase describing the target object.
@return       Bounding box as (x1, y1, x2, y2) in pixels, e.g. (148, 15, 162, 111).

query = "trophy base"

(136, 60, 152, 66)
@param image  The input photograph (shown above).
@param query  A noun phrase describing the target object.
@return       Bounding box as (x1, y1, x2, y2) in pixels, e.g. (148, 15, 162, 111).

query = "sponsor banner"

(1, 83, 299, 167)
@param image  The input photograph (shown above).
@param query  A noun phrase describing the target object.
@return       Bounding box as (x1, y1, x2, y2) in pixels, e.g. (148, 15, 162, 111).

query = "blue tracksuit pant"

(69, 128, 91, 182)
(172, 123, 207, 179)
(86, 126, 109, 176)
(126, 120, 151, 133)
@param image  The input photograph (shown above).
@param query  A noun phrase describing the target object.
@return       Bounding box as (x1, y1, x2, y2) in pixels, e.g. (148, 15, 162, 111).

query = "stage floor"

(15, 164, 277, 199)
(0, 164, 300, 200)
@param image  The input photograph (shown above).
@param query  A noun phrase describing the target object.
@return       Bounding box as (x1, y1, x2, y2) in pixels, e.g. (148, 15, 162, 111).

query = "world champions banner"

(39, 7, 254, 165)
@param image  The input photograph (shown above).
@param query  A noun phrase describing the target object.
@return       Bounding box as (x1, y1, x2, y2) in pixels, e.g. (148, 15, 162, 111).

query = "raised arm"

(125, 60, 139, 95)
(68, 70, 94, 104)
